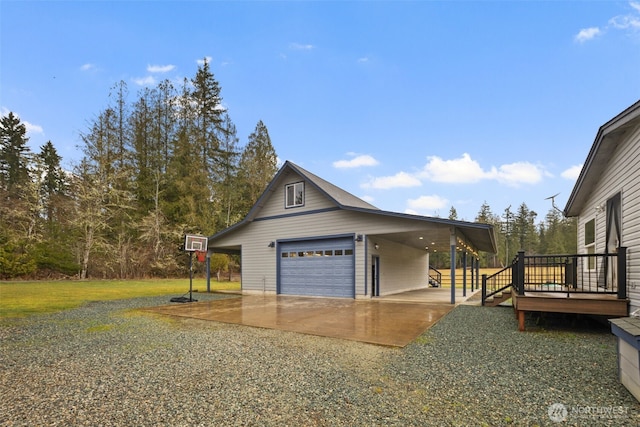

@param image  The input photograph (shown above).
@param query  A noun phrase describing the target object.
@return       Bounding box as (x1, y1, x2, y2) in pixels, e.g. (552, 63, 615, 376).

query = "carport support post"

(470, 257, 475, 292)
(462, 251, 467, 297)
(450, 228, 456, 304)
(206, 252, 211, 293)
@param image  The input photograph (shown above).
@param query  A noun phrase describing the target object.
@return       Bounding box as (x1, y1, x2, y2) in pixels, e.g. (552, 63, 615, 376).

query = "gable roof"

(564, 99, 640, 217)
(210, 161, 496, 253)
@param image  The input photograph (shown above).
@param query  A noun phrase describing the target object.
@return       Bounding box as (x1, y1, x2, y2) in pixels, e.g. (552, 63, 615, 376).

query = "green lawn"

(0, 278, 240, 319)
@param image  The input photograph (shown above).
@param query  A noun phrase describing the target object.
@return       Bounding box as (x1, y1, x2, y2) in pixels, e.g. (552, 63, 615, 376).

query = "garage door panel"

(279, 237, 354, 298)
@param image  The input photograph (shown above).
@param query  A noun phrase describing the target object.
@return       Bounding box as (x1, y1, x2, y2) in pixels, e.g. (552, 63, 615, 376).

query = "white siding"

(368, 237, 429, 295)
(577, 123, 640, 312)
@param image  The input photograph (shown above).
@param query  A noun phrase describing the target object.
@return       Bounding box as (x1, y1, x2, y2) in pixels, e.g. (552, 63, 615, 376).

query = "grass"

(0, 278, 240, 319)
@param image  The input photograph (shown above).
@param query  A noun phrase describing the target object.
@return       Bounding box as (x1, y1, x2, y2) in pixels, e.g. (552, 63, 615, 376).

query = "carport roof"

(209, 161, 497, 254)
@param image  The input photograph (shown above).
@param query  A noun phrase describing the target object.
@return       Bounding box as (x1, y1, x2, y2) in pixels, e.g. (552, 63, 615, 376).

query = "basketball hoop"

(196, 250, 206, 263)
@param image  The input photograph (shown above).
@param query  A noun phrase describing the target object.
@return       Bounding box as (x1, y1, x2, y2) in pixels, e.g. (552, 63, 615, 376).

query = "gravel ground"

(1, 293, 639, 427)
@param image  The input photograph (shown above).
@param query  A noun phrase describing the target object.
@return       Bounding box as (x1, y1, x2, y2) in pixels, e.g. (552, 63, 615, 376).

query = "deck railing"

(481, 257, 517, 305)
(482, 247, 627, 305)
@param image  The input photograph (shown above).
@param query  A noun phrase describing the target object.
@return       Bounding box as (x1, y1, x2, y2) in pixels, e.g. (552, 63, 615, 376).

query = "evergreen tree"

(191, 58, 224, 179)
(37, 141, 68, 223)
(216, 113, 241, 228)
(513, 203, 538, 255)
(475, 201, 501, 267)
(237, 120, 278, 216)
(0, 112, 32, 195)
(448, 206, 458, 220)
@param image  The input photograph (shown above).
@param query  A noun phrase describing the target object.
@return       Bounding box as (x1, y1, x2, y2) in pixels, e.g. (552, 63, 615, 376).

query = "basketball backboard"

(184, 234, 208, 252)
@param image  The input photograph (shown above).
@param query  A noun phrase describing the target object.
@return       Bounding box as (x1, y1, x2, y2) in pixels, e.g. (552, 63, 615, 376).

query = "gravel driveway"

(1, 293, 639, 426)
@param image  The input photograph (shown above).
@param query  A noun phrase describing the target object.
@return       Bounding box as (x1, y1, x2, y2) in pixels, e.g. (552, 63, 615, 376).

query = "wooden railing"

(482, 248, 627, 305)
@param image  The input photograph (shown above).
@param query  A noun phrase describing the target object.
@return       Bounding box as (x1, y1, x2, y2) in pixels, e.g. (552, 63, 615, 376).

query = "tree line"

(430, 203, 577, 269)
(0, 59, 577, 279)
(1, 59, 277, 279)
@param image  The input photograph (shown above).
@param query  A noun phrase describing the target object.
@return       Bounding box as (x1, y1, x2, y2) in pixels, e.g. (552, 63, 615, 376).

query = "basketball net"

(196, 251, 206, 263)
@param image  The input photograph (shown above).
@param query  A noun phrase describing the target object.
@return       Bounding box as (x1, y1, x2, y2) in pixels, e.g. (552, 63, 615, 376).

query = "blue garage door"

(279, 237, 355, 298)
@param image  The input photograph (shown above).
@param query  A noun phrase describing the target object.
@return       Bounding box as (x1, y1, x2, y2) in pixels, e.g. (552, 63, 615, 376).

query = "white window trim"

(285, 182, 304, 208)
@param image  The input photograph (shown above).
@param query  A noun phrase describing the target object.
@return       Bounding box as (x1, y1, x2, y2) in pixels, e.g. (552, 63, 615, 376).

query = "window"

(584, 218, 595, 246)
(584, 218, 596, 270)
(285, 182, 304, 208)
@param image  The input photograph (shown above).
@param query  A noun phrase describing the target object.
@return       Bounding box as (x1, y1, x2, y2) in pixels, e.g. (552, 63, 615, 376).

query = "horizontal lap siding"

(256, 172, 336, 219)
(578, 123, 640, 311)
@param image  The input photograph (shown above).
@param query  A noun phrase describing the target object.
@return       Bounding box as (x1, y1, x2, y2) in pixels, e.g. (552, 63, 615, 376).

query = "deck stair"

(483, 287, 511, 307)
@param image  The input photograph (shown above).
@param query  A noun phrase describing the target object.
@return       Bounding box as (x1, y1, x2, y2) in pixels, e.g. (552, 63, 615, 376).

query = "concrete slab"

(145, 295, 455, 347)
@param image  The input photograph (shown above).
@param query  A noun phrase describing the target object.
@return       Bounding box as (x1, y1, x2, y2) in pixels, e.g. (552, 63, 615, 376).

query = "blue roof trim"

(254, 207, 341, 222)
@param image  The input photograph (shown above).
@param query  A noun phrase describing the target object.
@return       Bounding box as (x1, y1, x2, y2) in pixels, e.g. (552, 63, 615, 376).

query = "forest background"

(0, 60, 576, 280)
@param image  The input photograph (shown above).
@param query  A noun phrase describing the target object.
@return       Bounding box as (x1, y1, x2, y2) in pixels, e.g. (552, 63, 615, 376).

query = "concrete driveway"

(146, 294, 457, 347)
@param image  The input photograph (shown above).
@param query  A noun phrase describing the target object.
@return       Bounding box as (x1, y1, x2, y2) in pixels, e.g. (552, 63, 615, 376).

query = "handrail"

(481, 248, 627, 305)
(482, 259, 516, 305)
(429, 266, 442, 287)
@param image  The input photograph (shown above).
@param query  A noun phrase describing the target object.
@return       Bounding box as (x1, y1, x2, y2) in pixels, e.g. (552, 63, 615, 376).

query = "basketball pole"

(189, 251, 194, 302)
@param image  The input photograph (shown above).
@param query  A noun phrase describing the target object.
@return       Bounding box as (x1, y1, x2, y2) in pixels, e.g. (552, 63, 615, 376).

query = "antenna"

(545, 193, 563, 214)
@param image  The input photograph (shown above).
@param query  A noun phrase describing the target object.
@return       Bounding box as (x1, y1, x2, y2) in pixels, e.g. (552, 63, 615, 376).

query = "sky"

(2, 1, 640, 224)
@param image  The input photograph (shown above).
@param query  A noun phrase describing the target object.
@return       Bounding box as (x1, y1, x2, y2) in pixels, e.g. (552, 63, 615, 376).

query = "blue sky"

(2, 1, 640, 223)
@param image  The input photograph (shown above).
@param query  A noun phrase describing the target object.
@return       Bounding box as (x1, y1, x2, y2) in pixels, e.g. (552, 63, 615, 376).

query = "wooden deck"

(512, 292, 629, 331)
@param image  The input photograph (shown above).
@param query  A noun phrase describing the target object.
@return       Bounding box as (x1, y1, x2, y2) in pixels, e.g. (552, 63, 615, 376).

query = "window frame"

(285, 182, 305, 208)
(584, 217, 596, 271)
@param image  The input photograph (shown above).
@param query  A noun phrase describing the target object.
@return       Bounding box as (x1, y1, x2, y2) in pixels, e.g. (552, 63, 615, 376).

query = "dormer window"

(285, 182, 304, 208)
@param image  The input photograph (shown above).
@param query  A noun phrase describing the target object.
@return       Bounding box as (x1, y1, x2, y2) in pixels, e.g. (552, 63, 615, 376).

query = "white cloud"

(407, 195, 449, 211)
(575, 27, 602, 43)
(197, 56, 213, 66)
(1, 108, 44, 136)
(133, 76, 157, 86)
(609, 13, 640, 30)
(561, 164, 583, 180)
(147, 64, 175, 73)
(419, 153, 487, 183)
(357, 57, 369, 63)
(289, 42, 314, 50)
(493, 162, 544, 186)
(80, 63, 96, 71)
(24, 120, 44, 136)
(417, 153, 544, 187)
(333, 154, 379, 169)
(575, 2, 640, 42)
(362, 171, 421, 190)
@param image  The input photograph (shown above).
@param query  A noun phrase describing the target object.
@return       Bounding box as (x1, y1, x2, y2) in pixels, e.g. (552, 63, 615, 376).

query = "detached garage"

(207, 161, 496, 300)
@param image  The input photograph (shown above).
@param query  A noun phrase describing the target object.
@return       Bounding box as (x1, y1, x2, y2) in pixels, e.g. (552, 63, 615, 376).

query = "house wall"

(577, 123, 640, 312)
(368, 237, 429, 295)
(256, 170, 335, 218)
(211, 209, 443, 297)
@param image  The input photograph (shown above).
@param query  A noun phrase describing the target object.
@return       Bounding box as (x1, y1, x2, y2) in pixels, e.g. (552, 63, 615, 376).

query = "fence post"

(481, 274, 487, 306)
(618, 247, 627, 300)
(517, 251, 525, 295)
